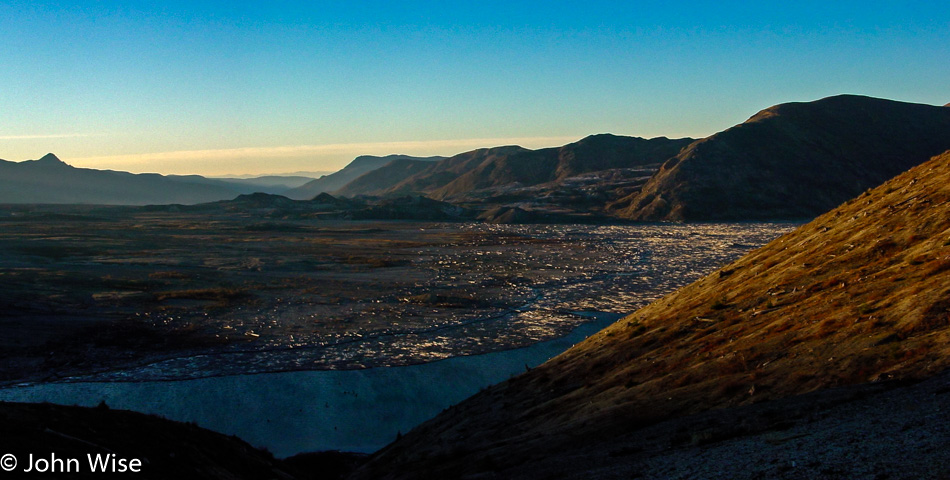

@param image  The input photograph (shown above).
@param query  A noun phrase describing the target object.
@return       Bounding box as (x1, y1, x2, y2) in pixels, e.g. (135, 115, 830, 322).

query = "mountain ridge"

(334, 158, 444, 197)
(31, 152, 69, 166)
(283, 154, 446, 200)
(614, 94, 950, 221)
(335, 135, 694, 201)
(0, 155, 320, 204)
(0, 155, 242, 205)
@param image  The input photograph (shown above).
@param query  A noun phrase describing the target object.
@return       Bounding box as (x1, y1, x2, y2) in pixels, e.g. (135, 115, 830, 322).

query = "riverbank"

(0, 313, 620, 456)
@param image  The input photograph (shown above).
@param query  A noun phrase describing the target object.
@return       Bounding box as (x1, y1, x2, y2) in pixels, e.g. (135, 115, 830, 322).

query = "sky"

(1, 1, 948, 176)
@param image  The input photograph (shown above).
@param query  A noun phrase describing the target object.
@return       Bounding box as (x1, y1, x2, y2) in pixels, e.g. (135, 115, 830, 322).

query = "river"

(0, 313, 618, 456)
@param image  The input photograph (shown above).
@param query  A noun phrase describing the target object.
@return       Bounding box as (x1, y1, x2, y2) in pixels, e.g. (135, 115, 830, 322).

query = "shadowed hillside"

(334, 158, 443, 197)
(335, 135, 693, 200)
(430, 135, 693, 201)
(614, 95, 950, 221)
(284, 155, 445, 200)
(353, 149, 950, 479)
(336, 145, 531, 197)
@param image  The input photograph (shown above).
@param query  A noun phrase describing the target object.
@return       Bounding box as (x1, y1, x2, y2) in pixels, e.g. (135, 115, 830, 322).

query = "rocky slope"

(352, 149, 950, 479)
(335, 135, 693, 200)
(613, 95, 950, 221)
(333, 145, 531, 197)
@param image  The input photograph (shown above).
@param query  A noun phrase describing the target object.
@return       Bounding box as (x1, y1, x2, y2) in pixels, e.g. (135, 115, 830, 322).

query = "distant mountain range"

(179, 174, 316, 193)
(4, 95, 949, 221)
(294, 95, 950, 223)
(0, 154, 316, 205)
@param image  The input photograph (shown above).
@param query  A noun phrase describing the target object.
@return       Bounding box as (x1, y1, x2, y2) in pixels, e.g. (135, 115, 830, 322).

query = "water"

(0, 313, 618, 456)
(0, 222, 798, 455)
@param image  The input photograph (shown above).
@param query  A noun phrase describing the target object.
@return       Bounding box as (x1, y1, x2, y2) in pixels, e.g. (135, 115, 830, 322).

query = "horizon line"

(58, 135, 589, 175)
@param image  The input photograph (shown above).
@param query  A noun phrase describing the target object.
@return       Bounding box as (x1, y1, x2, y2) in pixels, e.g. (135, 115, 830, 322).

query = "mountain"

(353, 149, 950, 479)
(429, 134, 693, 201)
(334, 135, 693, 200)
(283, 155, 445, 200)
(334, 158, 441, 197)
(613, 95, 950, 221)
(362, 145, 532, 198)
(0, 154, 253, 205)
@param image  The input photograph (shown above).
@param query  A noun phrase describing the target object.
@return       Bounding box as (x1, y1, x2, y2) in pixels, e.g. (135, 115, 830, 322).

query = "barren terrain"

(0, 204, 793, 383)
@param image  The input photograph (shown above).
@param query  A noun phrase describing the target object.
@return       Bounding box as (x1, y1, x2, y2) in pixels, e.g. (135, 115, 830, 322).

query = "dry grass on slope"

(355, 150, 950, 479)
(543, 149, 950, 433)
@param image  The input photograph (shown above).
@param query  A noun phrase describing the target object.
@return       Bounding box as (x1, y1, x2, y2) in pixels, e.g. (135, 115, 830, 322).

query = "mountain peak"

(33, 153, 68, 166)
(618, 95, 950, 221)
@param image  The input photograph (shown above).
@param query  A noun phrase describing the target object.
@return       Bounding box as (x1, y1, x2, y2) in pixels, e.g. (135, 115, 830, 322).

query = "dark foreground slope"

(615, 95, 950, 221)
(0, 402, 304, 479)
(353, 149, 950, 479)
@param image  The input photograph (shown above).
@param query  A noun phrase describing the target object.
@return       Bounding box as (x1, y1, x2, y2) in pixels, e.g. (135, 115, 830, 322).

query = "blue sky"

(1, 1, 948, 175)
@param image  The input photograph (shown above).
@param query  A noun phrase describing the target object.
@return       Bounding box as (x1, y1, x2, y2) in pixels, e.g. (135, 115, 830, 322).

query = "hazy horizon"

(2, 1, 948, 176)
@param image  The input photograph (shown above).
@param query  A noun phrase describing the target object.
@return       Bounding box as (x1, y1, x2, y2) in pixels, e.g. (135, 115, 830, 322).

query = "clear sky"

(1, 1, 948, 176)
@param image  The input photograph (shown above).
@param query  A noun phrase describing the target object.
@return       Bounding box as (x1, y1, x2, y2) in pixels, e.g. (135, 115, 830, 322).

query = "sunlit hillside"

(357, 149, 950, 478)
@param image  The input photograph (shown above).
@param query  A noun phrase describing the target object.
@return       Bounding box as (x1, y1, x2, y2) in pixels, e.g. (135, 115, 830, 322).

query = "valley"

(0, 204, 793, 384)
(5, 2, 950, 476)
(2, 94, 949, 479)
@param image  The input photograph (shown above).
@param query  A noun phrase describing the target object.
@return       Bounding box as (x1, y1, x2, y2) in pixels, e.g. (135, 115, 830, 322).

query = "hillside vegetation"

(355, 149, 950, 478)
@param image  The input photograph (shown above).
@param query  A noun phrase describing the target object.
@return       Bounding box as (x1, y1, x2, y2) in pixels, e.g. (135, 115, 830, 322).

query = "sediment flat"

(0, 204, 794, 383)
